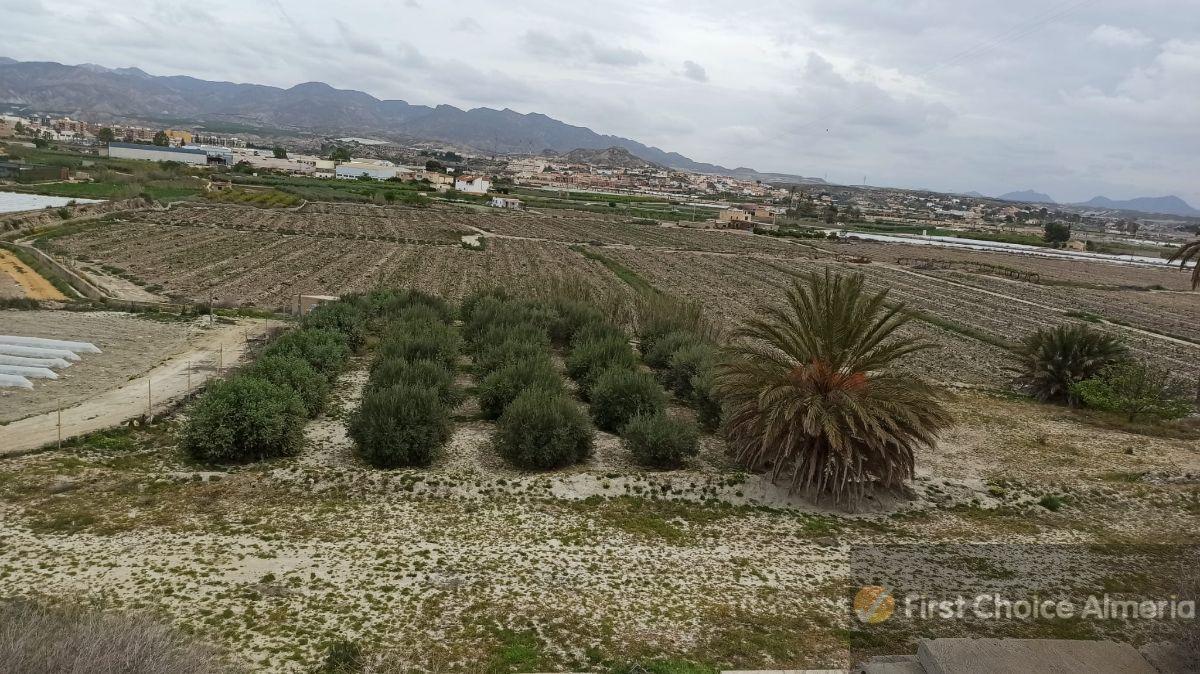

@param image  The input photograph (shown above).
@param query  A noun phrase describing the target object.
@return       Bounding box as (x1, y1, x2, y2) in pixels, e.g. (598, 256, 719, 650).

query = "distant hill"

(997, 190, 1056, 203)
(559, 146, 662, 169)
(0, 57, 809, 180)
(1076, 195, 1199, 217)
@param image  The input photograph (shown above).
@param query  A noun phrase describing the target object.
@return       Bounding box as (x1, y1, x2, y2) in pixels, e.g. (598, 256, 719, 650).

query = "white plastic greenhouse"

(0, 335, 101, 354)
(0, 354, 71, 369)
(0, 373, 33, 389)
(0, 344, 81, 362)
(0, 364, 57, 380)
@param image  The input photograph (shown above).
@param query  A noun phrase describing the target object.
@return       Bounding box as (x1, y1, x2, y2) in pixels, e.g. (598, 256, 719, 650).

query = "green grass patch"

(571, 245, 659, 296)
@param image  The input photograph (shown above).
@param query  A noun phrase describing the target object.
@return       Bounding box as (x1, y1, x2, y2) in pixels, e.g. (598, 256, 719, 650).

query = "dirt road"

(1, 318, 277, 456)
(0, 248, 67, 300)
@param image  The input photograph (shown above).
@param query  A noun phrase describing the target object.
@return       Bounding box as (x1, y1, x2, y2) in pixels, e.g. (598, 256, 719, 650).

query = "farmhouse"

(454, 176, 491, 194)
(489, 197, 522, 209)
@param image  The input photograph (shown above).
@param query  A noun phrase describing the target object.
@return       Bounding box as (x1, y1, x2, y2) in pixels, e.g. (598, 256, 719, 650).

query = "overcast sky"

(5, 0, 1199, 203)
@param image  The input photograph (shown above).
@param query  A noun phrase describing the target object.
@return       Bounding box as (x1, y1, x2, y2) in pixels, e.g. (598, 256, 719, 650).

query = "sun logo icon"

(853, 585, 895, 624)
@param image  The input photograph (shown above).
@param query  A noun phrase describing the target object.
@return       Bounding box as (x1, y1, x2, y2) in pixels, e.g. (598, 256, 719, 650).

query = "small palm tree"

(1168, 239, 1200, 290)
(716, 270, 952, 504)
(1013, 324, 1127, 404)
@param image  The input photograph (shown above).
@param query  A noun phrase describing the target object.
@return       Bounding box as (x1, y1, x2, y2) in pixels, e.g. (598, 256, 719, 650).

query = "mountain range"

(1076, 195, 1200, 217)
(0, 58, 823, 183)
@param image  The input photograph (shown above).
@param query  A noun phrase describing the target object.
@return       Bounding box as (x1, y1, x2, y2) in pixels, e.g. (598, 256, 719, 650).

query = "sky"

(4, 0, 1199, 204)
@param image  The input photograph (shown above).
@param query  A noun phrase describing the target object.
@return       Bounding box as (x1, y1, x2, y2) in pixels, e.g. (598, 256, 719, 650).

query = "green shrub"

(547, 300, 605, 346)
(460, 287, 509, 321)
(494, 389, 593, 470)
(589, 367, 667, 432)
(621, 413, 700, 468)
(477, 356, 562, 419)
(389, 303, 446, 329)
(262, 328, 350, 378)
(663, 342, 716, 398)
(369, 358, 459, 405)
(247, 353, 331, 417)
(302, 301, 366, 350)
(472, 336, 548, 376)
(1070, 360, 1192, 421)
(689, 363, 723, 432)
(182, 375, 307, 463)
(378, 322, 461, 370)
(350, 384, 451, 468)
(1014, 325, 1128, 403)
(570, 320, 627, 349)
(644, 330, 701, 369)
(473, 322, 549, 355)
(566, 334, 638, 392)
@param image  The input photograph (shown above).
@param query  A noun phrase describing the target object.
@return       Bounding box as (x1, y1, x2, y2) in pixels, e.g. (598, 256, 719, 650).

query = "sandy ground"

(0, 248, 67, 300)
(0, 360, 1196, 671)
(0, 315, 278, 454)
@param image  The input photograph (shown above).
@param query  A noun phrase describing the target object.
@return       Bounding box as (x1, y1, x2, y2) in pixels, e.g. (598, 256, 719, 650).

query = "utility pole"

(147, 378, 152, 421)
(57, 406, 62, 449)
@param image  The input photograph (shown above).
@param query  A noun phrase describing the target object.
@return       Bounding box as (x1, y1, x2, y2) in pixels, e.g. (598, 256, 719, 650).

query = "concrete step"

(917, 638, 1158, 674)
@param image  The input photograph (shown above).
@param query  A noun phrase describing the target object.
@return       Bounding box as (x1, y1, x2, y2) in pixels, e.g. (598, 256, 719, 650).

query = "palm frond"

(1168, 239, 1200, 290)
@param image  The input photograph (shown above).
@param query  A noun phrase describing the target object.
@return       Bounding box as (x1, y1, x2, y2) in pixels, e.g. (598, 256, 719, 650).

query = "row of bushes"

(181, 300, 359, 463)
(463, 290, 594, 470)
(348, 292, 461, 468)
(635, 297, 723, 433)
(562, 301, 702, 469)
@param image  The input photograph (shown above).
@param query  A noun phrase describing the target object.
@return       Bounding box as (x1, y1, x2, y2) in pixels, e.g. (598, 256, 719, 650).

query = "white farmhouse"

(454, 176, 491, 194)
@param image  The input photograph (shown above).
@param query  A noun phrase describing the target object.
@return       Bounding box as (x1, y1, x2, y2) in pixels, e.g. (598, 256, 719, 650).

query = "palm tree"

(1013, 324, 1127, 404)
(716, 270, 952, 504)
(1168, 239, 1200, 290)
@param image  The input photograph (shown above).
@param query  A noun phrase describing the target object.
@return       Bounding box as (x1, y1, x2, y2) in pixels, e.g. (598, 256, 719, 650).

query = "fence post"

(57, 406, 62, 449)
(147, 378, 153, 422)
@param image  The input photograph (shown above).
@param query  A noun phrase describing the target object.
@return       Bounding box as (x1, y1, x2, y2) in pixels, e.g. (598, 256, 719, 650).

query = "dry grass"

(0, 598, 240, 674)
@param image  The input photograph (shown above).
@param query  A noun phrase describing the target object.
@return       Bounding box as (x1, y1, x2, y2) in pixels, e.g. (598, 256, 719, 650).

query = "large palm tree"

(716, 270, 952, 504)
(1168, 239, 1200, 290)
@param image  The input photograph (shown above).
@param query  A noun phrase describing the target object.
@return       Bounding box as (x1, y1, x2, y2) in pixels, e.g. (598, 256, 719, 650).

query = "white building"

(454, 176, 491, 194)
(335, 162, 401, 181)
(489, 197, 522, 209)
(107, 142, 211, 165)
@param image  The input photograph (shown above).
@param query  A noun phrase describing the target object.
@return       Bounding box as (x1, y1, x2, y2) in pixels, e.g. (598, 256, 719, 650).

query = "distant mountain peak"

(997, 190, 1055, 203)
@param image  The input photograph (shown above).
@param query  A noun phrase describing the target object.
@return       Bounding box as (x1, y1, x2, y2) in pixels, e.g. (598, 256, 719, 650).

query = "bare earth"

(0, 311, 247, 426)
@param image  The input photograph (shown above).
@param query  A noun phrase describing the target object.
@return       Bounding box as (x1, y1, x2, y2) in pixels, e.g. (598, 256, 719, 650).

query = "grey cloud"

(682, 60, 708, 82)
(521, 30, 648, 68)
(453, 17, 482, 33)
(336, 20, 386, 58)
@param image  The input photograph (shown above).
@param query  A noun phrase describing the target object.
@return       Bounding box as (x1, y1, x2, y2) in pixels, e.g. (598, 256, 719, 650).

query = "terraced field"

(50, 227, 623, 310)
(36, 203, 1200, 384)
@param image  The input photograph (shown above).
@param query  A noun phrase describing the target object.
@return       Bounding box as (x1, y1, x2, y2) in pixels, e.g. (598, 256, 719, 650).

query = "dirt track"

(1, 317, 277, 455)
(0, 249, 66, 300)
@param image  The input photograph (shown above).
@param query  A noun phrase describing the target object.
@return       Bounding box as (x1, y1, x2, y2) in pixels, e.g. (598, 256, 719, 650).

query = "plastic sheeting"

(0, 344, 80, 362)
(0, 335, 101, 354)
(0, 373, 33, 389)
(0, 354, 71, 369)
(0, 364, 57, 379)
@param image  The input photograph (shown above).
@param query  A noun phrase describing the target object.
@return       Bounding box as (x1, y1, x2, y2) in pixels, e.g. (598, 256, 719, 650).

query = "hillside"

(558, 146, 662, 169)
(0, 58, 815, 180)
(1077, 195, 1199, 217)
